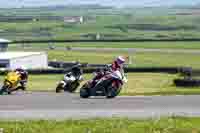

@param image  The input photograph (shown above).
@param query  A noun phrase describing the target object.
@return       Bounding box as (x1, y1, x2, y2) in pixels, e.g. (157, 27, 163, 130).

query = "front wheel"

(106, 84, 122, 98)
(0, 85, 9, 95)
(56, 83, 64, 93)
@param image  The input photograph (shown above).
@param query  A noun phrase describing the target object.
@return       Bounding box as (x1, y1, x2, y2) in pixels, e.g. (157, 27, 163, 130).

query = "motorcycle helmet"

(72, 67, 82, 76)
(15, 66, 26, 72)
(116, 56, 126, 65)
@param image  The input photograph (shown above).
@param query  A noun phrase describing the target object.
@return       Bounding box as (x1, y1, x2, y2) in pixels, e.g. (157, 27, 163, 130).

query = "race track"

(0, 92, 200, 120)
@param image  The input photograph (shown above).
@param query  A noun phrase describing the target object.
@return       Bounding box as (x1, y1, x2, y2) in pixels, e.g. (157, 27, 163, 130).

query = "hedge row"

(48, 61, 107, 68)
(48, 61, 79, 68)
(174, 79, 200, 87)
(0, 60, 196, 75)
(124, 67, 181, 74)
(0, 67, 189, 75)
(48, 61, 186, 74)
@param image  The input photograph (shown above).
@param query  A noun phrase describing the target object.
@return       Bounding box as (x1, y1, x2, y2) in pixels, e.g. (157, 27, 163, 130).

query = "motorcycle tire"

(56, 83, 64, 93)
(15, 86, 26, 91)
(80, 83, 90, 98)
(0, 85, 9, 95)
(106, 84, 122, 99)
(20, 86, 26, 91)
(80, 88, 90, 98)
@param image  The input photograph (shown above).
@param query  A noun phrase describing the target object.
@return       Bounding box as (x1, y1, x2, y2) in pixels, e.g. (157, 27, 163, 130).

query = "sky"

(1, 0, 200, 8)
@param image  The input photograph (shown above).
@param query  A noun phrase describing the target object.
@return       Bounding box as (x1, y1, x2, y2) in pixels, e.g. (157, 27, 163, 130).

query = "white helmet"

(16, 65, 26, 70)
(116, 56, 126, 65)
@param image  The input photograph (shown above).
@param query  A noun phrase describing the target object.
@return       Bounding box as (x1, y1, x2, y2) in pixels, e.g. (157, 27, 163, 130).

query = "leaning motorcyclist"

(108, 56, 127, 82)
(71, 66, 83, 80)
(110, 56, 126, 72)
(89, 56, 127, 88)
(13, 66, 28, 91)
(88, 68, 106, 88)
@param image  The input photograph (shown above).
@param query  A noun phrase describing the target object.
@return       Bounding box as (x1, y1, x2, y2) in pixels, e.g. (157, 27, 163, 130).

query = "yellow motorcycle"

(0, 71, 21, 95)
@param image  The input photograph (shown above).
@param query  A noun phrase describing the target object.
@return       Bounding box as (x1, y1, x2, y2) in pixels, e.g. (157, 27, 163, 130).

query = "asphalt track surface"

(0, 92, 200, 120)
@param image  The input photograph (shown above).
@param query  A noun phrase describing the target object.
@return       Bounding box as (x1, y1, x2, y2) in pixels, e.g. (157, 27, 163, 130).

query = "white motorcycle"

(56, 66, 83, 93)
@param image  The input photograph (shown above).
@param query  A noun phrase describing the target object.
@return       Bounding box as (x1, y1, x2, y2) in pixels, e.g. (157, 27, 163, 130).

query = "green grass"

(1, 7, 200, 40)
(1, 73, 200, 95)
(5, 45, 200, 95)
(9, 41, 200, 50)
(64, 42, 200, 49)
(46, 50, 200, 69)
(69, 42, 200, 49)
(0, 117, 200, 133)
(9, 42, 200, 70)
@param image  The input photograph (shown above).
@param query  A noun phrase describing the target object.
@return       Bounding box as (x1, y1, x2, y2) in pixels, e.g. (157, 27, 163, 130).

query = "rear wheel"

(0, 85, 9, 95)
(56, 83, 64, 93)
(106, 83, 122, 98)
(15, 86, 26, 91)
(20, 86, 26, 91)
(80, 84, 90, 98)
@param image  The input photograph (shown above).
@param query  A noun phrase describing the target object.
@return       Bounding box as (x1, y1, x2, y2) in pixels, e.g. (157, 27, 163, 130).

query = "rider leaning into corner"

(13, 66, 28, 91)
(63, 65, 83, 83)
(89, 56, 128, 88)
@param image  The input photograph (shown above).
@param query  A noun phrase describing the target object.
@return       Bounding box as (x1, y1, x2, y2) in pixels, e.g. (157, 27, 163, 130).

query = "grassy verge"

(9, 41, 200, 50)
(1, 73, 200, 95)
(47, 50, 200, 68)
(0, 117, 200, 133)
(51, 41, 200, 49)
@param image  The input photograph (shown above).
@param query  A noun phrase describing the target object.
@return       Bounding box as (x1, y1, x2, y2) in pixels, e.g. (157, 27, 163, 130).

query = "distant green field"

(1, 117, 200, 133)
(1, 6, 200, 40)
(46, 50, 200, 68)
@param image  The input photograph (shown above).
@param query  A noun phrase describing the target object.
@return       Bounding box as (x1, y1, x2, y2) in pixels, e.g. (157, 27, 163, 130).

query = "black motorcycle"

(80, 70, 127, 98)
(56, 65, 83, 93)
